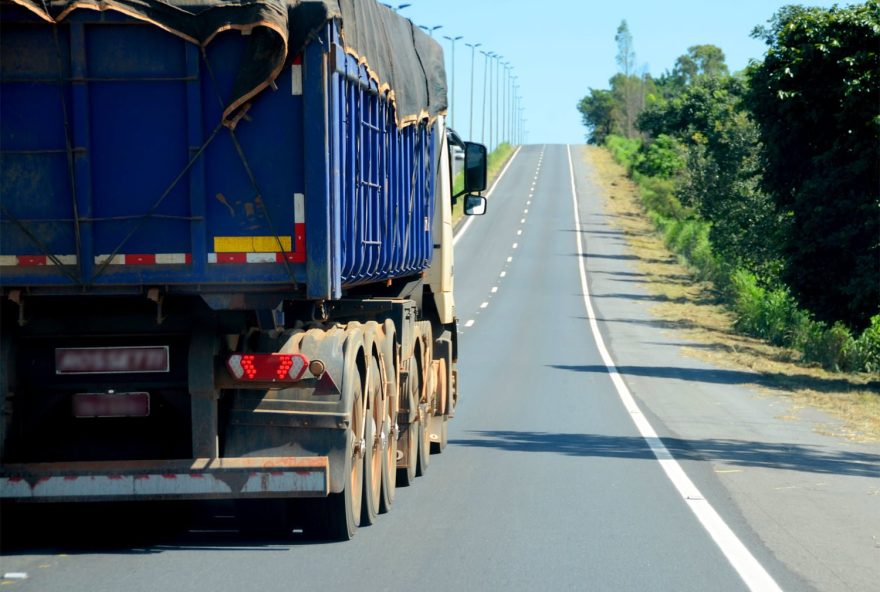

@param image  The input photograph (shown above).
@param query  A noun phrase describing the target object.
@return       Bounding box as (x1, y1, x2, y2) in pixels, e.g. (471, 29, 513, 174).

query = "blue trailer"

(0, 0, 488, 540)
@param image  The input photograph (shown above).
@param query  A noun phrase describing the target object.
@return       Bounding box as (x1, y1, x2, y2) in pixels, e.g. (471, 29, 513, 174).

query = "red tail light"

(226, 354, 309, 382)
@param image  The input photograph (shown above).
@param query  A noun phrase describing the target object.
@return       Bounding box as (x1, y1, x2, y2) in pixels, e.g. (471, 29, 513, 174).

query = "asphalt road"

(2, 144, 876, 591)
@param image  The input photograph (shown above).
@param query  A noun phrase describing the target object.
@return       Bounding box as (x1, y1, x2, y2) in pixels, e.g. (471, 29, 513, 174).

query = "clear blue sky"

(388, 0, 838, 146)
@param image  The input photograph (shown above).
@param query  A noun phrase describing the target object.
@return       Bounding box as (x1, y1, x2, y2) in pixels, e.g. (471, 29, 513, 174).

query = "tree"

(746, 1, 880, 329)
(639, 75, 785, 277)
(577, 89, 618, 144)
(615, 20, 636, 76)
(615, 20, 641, 138)
(672, 45, 729, 86)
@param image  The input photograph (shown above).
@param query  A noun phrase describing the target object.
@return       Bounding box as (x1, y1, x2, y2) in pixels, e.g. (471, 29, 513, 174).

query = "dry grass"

(583, 145, 880, 442)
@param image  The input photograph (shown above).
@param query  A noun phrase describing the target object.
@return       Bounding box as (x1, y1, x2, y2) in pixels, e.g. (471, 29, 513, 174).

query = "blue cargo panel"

(0, 7, 438, 302)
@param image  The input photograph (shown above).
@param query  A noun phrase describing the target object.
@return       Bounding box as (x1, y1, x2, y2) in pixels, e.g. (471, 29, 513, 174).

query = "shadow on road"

(574, 252, 672, 264)
(549, 363, 880, 396)
(450, 430, 880, 478)
(591, 292, 692, 304)
(0, 500, 334, 556)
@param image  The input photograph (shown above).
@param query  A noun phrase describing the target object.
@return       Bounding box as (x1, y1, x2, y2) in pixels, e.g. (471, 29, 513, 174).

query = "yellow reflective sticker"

(214, 236, 292, 253)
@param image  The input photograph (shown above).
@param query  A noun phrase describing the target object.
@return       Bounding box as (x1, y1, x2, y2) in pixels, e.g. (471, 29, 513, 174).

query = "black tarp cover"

(9, 0, 447, 128)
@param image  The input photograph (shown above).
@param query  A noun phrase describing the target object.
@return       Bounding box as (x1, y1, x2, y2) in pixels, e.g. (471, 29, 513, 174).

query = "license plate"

(56, 346, 169, 375)
(72, 392, 151, 418)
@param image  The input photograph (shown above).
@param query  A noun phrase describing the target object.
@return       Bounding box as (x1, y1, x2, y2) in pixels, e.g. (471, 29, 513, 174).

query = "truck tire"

(430, 357, 448, 454)
(414, 321, 432, 476)
(396, 365, 418, 487)
(378, 321, 398, 513)
(416, 412, 430, 476)
(314, 365, 364, 541)
(380, 407, 395, 513)
(361, 355, 382, 525)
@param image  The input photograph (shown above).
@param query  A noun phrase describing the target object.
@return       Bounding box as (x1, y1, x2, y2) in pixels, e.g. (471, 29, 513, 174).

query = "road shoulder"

(569, 144, 880, 592)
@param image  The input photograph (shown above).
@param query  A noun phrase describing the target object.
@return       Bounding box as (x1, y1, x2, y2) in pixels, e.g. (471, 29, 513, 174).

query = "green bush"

(634, 134, 686, 178)
(731, 269, 803, 347)
(638, 175, 688, 220)
(655, 217, 717, 282)
(850, 315, 880, 373)
(804, 323, 857, 372)
(606, 134, 642, 171)
(730, 269, 878, 372)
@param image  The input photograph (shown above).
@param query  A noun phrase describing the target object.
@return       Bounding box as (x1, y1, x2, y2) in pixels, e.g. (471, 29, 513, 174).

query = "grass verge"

(583, 145, 880, 442)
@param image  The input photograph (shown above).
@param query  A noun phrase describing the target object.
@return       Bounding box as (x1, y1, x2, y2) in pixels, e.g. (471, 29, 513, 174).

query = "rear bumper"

(0, 457, 328, 502)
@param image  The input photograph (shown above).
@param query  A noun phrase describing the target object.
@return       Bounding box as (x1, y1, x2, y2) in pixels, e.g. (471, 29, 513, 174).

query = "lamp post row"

(383, 3, 525, 148)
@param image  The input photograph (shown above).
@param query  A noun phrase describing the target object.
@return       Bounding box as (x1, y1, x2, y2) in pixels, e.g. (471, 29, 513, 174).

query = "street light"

(501, 64, 511, 144)
(511, 78, 519, 145)
(419, 24, 442, 37)
(381, 3, 411, 11)
(443, 35, 463, 129)
(480, 50, 494, 146)
(493, 56, 504, 150)
(465, 42, 481, 140)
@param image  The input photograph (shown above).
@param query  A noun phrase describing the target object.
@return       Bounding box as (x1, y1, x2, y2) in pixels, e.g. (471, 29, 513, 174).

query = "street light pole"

(493, 55, 502, 150)
(419, 24, 442, 37)
(502, 65, 510, 143)
(443, 35, 463, 129)
(494, 57, 504, 149)
(507, 76, 519, 144)
(480, 50, 493, 146)
(465, 42, 481, 140)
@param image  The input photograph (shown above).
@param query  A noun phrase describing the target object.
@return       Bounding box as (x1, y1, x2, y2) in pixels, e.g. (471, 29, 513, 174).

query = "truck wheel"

(430, 358, 448, 454)
(361, 356, 382, 525)
(379, 407, 396, 513)
(431, 416, 448, 454)
(416, 408, 431, 476)
(378, 321, 397, 513)
(396, 366, 418, 487)
(319, 375, 364, 540)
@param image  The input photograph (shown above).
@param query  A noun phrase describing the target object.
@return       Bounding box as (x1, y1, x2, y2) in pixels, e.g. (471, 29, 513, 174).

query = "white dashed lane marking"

(461, 149, 543, 331)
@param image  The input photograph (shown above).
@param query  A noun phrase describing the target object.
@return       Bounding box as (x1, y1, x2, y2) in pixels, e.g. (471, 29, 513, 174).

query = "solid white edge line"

(565, 145, 783, 592)
(454, 145, 523, 246)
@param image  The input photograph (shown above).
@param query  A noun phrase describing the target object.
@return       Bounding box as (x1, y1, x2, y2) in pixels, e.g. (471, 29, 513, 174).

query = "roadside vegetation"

(577, 3, 879, 374)
(452, 142, 514, 224)
(586, 146, 880, 441)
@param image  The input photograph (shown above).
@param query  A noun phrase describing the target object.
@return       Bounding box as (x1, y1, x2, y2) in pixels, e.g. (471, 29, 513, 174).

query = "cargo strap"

(38, 0, 84, 285)
(201, 49, 298, 286)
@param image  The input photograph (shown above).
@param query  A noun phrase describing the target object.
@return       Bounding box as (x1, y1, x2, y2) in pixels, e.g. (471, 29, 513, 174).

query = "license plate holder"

(72, 392, 151, 418)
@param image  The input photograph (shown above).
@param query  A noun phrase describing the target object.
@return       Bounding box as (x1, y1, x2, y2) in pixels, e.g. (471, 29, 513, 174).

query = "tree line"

(578, 3, 879, 372)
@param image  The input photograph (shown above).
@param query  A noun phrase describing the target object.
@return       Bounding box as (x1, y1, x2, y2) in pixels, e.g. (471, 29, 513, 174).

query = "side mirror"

(463, 142, 487, 193)
(464, 194, 487, 216)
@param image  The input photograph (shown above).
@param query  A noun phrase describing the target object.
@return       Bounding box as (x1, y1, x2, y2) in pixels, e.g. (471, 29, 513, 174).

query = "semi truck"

(0, 0, 488, 540)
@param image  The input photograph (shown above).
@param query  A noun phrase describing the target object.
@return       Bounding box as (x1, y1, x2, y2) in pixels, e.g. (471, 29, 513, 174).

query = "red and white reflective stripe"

(94, 254, 192, 265)
(291, 54, 303, 96)
(294, 192, 306, 256)
(208, 193, 306, 264)
(0, 255, 77, 266)
(208, 252, 304, 264)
